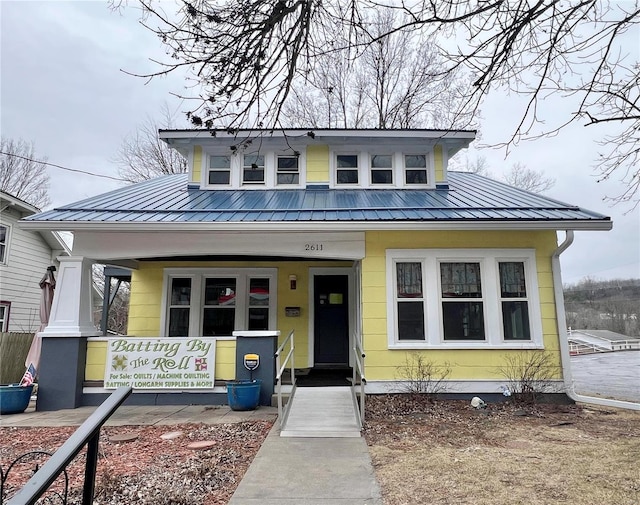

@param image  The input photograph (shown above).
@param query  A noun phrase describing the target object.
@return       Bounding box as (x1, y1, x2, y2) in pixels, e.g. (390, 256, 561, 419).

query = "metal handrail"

(275, 330, 296, 430)
(7, 386, 132, 505)
(350, 334, 366, 429)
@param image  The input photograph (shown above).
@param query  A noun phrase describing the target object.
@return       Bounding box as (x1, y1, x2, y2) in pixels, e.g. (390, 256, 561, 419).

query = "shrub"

(497, 351, 559, 404)
(395, 354, 451, 400)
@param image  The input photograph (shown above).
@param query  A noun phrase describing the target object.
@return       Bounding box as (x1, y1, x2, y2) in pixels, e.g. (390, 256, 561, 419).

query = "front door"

(313, 274, 349, 365)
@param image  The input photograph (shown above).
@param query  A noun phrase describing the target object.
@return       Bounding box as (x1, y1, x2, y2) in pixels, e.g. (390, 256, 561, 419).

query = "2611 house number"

(305, 243, 324, 251)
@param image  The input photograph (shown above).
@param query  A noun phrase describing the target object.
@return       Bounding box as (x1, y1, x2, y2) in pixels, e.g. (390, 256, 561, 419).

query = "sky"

(1, 1, 638, 285)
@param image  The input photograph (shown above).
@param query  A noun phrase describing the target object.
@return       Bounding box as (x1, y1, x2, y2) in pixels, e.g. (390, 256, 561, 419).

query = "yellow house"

(22, 129, 611, 410)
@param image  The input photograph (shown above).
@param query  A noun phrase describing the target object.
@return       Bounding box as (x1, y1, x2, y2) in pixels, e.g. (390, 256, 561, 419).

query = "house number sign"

(104, 337, 216, 390)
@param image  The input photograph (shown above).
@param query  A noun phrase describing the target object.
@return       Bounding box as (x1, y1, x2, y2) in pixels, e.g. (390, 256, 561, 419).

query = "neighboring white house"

(0, 191, 70, 332)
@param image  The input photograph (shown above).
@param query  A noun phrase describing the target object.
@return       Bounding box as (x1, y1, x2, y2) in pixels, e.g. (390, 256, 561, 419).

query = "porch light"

(289, 275, 297, 290)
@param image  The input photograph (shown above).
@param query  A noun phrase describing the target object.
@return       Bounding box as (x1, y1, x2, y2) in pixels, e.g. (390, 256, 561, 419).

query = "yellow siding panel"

(306, 145, 329, 183)
(434, 145, 444, 182)
(192, 145, 202, 184)
(361, 229, 562, 382)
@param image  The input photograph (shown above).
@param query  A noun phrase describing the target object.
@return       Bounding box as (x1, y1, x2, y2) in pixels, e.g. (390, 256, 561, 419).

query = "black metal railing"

(2, 386, 132, 505)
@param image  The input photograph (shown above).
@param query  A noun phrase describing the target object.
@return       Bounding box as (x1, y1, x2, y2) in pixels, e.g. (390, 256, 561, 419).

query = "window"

(387, 249, 541, 348)
(499, 262, 531, 340)
(371, 155, 393, 184)
(277, 156, 299, 185)
(0, 225, 8, 264)
(336, 154, 359, 184)
(440, 262, 485, 340)
(203, 278, 236, 336)
(396, 263, 425, 340)
(164, 269, 276, 337)
(0, 302, 10, 331)
(243, 154, 265, 184)
(404, 155, 428, 184)
(208, 156, 231, 185)
(168, 278, 191, 337)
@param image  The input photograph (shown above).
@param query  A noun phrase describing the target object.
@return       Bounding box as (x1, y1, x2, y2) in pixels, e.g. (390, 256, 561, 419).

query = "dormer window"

(243, 154, 265, 184)
(371, 155, 393, 185)
(404, 155, 428, 185)
(336, 154, 359, 184)
(277, 156, 299, 185)
(208, 156, 231, 185)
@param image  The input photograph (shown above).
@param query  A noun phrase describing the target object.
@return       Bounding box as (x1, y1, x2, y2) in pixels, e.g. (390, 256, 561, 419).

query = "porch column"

(37, 256, 100, 411)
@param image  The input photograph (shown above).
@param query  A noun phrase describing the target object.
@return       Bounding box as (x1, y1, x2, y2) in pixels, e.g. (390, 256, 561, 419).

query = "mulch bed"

(0, 420, 273, 505)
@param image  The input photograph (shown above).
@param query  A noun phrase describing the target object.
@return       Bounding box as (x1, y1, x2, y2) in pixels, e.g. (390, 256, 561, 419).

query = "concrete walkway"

(229, 423, 382, 505)
(0, 403, 277, 427)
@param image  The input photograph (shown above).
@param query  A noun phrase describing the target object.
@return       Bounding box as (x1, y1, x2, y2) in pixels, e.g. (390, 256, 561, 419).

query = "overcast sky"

(1, 1, 638, 285)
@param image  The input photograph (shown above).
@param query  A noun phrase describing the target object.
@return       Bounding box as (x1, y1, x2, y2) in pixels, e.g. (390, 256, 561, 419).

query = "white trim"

(71, 231, 366, 261)
(22, 220, 613, 233)
(386, 248, 543, 349)
(202, 148, 307, 190)
(159, 129, 477, 141)
(0, 222, 10, 265)
(161, 267, 278, 338)
(308, 267, 355, 368)
(364, 379, 566, 394)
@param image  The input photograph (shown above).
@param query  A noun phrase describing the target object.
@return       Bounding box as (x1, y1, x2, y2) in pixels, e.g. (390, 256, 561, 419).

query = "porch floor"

(280, 386, 361, 438)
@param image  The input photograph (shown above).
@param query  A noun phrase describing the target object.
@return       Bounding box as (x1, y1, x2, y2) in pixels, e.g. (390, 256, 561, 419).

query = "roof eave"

(19, 219, 613, 233)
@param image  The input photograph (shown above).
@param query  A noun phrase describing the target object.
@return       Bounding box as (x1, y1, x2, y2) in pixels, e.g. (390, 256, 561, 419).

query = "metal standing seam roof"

(24, 172, 611, 228)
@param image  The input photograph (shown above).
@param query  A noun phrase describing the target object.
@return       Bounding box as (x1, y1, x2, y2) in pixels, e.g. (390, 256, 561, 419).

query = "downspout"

(553, 230, 639, 410)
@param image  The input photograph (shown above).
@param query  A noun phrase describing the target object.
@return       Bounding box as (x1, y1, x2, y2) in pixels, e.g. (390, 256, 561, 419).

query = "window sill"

(388, 342, 544, 350)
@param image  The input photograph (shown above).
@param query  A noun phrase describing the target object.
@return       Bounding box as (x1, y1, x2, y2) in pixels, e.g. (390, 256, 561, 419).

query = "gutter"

(553, 230, 639, 410)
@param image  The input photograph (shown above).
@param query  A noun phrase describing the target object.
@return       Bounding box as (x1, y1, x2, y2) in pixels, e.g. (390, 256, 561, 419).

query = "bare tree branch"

(0, 137, 51, 209)
(114, 104, 188, 183)
(118, 0, 639, 204)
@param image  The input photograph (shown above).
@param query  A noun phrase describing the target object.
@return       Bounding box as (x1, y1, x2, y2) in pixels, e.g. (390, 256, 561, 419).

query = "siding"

(192, 145, 202, 184)
(0, 206, 57, 332)
(361, 229, 563, 381)
(85, 258, 351, 381)
(306, 145, 330, 183)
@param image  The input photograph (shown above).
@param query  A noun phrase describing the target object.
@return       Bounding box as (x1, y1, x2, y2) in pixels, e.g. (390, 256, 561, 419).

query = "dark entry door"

(314, 275, 349, 365)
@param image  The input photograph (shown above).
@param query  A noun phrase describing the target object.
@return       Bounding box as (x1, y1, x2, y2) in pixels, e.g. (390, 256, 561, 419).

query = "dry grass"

(364, 395, 640, 505)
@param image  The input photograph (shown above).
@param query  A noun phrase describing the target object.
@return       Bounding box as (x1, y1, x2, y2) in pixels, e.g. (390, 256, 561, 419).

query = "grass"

(364, 395, 640, 505)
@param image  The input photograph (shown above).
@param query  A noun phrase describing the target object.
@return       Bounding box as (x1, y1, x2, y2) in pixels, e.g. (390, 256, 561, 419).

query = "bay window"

(387, 249, 542, 348)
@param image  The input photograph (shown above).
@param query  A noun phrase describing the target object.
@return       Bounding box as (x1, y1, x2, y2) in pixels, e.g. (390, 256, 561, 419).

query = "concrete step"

(280, 386, 361, 438)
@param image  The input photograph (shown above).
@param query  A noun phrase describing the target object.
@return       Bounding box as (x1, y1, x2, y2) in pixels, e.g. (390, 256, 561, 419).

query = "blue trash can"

(0, 384, 34, 414)
(227, 380, 262, 411)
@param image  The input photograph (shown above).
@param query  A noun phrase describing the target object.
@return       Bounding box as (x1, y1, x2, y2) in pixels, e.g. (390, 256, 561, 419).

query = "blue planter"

(227, 380, 262, 411)
(0, 384, 34, 414)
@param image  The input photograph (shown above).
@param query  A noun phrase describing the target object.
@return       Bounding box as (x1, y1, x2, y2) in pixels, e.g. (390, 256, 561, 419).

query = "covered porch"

(35, 230, 365, 411)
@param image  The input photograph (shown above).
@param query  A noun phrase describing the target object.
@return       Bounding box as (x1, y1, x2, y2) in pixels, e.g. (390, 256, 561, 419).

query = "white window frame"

(401, 153, 434, 188)
(207, 155, 232, 186)
(0, 301, 10, 331)
(161, 268, 278, 337)
(0, 224, 10, 265)
(369, 153, 394, 186)
(242, 153, 267, 185)
(204, 151, 305, 189)
(276, 154, 301, 186)
(386, 249, 543, 349)
(333, 152, 362, 187)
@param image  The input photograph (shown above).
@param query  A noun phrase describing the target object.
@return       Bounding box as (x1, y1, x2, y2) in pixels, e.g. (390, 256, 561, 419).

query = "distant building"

(0, 191, 69, 332)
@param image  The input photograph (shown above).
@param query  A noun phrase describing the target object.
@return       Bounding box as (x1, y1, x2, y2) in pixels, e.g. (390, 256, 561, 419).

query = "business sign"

(104, 337, 216, 389)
